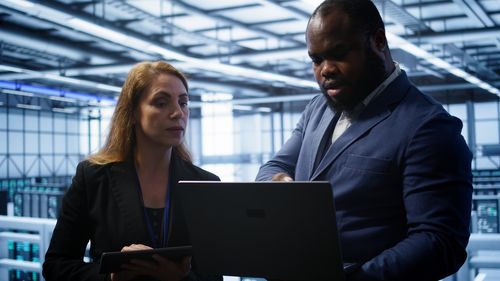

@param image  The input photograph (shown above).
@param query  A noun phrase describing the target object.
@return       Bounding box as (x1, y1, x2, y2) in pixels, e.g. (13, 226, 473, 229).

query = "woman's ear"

(132, 109, 137, 125)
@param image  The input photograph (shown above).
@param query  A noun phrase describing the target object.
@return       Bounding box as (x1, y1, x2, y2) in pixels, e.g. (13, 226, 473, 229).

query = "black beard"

(321, 47, 387, 113)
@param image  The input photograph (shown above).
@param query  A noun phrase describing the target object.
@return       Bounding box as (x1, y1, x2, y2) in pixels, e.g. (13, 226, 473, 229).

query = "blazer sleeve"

(349, 113, 473, 281)
(42, 161, 107, 281)
(255, 96, 317, 181)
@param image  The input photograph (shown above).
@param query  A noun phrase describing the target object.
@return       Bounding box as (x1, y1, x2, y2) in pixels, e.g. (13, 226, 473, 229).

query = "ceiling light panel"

(217, 5, 292, 24)
(259, 19, 309, 35)
(127, 0, 187, 17)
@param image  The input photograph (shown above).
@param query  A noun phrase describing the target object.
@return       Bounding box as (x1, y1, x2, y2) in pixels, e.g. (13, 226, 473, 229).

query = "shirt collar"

(343, 62, 401, 119)
(362, 61, 401, 107)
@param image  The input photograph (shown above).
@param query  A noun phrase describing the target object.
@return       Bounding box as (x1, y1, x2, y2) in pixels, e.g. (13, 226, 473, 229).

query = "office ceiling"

(0, 0, 499, 109)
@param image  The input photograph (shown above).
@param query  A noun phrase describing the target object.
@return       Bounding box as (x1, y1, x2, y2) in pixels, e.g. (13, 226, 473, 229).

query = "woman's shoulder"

(189, 164, 220, 181)
(175, 159, 220, 181)
(74, 159, 121, 181)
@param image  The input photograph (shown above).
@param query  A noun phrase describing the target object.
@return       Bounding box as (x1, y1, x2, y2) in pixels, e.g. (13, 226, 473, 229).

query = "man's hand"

(271, 172, 293, 182)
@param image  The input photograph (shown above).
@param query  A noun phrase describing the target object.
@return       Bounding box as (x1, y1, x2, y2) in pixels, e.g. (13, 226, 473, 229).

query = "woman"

(42, 61, 220, 281)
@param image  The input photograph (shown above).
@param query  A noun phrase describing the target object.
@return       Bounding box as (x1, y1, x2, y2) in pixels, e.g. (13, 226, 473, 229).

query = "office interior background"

(0, 0, 499, 280)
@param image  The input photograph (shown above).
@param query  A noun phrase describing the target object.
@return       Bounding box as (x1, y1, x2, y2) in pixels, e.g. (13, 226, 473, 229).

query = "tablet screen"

(99, 245, 192, 273)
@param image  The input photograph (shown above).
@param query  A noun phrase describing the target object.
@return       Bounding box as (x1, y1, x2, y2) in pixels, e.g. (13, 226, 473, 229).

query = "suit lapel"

(109, 159, 150, 245)
(311, 108, 391, 180)
(307, 104, 336, 179)
(310, 72, 412, 180)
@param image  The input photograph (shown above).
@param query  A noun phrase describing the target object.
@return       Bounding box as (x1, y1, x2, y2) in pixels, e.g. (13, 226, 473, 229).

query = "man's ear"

(372, 28, 387, 52)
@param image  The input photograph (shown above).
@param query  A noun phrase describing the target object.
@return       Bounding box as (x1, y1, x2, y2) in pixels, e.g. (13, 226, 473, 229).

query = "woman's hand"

(110, 244, 191, 281)
(124, 255, 191, 281)
(110, 244, 151, 281)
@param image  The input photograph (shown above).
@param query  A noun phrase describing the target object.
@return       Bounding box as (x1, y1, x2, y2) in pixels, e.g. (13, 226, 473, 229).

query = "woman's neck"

(134, 144, 172, 175)
(134, 145, 172, 208)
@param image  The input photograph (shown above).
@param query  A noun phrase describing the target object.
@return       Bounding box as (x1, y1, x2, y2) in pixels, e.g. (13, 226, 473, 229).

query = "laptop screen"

(177, 181, 345, 281)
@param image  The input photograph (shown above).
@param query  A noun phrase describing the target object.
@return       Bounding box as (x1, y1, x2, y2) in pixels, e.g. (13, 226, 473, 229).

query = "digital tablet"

(99, 245, 192, 273)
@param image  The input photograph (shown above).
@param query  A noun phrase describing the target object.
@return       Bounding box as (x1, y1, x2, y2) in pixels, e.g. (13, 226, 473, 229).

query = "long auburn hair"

(88, 61, 192, 164)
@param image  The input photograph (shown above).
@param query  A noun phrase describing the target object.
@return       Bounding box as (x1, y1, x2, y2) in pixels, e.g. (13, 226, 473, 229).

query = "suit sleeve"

(42, 162, 107, 281)
(255, 97, 316, 181)
(349, 113, 473, 281)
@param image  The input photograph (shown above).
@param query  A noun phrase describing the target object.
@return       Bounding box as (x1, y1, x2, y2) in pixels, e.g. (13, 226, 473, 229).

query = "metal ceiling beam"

(206, 3, 261, 13)
(2, 0, 318, 89)
(0, 63, 271, 98)
(405, 27, 500, 45)
(206, 46, 307, 63)
(373, 0, 430, 33)
(247, 17, 297, 27)
(401, 0, 450, 9)
(371, 0, 498, 79)
(190, 82, 500, 106)
(170, 0, 303, 45)
(254, 0, 310, 18)
(452, 0, 500, 50)
(453, 0, 495, 27)
(112, 1, 243, 50)
(159, 12, 189, 19)
(0, 23, 116, 65)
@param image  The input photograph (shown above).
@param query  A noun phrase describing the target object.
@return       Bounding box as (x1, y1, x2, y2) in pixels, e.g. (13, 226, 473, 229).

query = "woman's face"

(134, 73, 189, 149)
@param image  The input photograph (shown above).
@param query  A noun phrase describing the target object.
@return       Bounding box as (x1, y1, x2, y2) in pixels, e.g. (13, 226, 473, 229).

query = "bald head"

(305, 0, 394, 112)
(308, 0, 385, 40)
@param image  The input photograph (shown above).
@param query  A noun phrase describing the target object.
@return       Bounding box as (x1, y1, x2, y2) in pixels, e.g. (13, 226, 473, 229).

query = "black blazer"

(43, 151, 220, 281)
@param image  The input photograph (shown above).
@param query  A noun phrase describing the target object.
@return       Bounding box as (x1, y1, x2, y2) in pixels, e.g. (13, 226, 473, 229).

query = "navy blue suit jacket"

(256, 72, 473, 281)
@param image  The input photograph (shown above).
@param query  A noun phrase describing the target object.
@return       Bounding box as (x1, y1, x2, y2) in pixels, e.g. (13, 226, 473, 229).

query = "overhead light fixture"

(2, 89, 35, 97)
(3, 0, 34, 8)
(52, 107, 77, 114)
(0, 63, 122, 93)
(387, 32, 500, 96)
(232, 105, 272, 113)
(0, 80, 116, 104)
(201, 93, 233, 102)
(49, 96, 77, 103)
(0, 65, 26, 73)
(16, 104, 41, 110)
(7, 1, 317, 89)
(257, 107, 272, 113)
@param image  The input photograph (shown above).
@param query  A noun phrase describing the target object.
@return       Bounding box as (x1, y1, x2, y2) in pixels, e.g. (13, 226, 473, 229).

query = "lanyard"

(135, 176, 172, 248)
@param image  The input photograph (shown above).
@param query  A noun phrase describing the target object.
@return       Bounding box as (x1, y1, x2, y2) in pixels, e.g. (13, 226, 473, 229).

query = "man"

(255, 1, 473, 280)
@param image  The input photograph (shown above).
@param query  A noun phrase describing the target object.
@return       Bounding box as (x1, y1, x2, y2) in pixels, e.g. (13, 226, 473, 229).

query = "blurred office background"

(0, 0, 499, 280)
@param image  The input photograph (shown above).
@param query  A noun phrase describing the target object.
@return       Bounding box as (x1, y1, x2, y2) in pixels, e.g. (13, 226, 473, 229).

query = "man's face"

(306, 10, 386, 112)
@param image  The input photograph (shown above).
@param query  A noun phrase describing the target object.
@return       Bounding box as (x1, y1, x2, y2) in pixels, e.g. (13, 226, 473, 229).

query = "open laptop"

(177, 181, 345, 281)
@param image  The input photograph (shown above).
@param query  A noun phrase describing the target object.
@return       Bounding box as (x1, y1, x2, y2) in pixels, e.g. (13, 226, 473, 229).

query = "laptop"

(177, 181, 345, 281)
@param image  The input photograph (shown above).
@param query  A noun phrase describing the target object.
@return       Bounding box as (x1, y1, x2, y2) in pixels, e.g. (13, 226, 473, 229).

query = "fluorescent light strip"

(232, 105, 272, 113)
(52, 107, 77, 114)
(0, 80, 116, 104)
(0, 64, 122, 94)
(2, 89, 35, 97)
(4, 0, 34, 8)
(49, 96, 77, 103)
(16, 104, 41, 110)
(0, 65, 26, 73)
